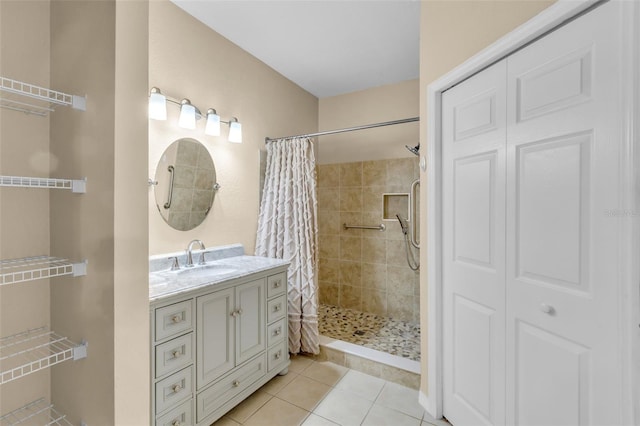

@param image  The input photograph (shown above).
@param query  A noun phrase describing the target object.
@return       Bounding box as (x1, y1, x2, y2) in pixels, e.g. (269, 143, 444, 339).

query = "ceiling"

(170, 0, 421, 98)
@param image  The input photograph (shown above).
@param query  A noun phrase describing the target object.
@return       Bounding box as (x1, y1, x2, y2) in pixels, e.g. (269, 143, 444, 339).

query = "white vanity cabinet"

(150, 265, 289, 426)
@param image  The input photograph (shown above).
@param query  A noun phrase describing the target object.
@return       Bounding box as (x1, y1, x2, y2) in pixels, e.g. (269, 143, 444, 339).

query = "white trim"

(618, 1, 640, 423)
(319, 335, 420, 374)
(424, 0, 640, 421)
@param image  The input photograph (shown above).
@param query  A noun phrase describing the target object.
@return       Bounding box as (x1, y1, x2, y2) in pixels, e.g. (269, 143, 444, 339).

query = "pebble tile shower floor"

(318, 304, 421, 361)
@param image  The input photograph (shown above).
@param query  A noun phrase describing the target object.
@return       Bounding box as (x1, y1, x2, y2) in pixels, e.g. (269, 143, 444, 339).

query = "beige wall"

(418, 0, 556, 396)
(0, 0, 52, 414)
(317, 158, 420, 323)
(113, 1, 150, 424)
(149, 0, 318, 256)
(0, 1, 150, 423)
(318, 79, 419, 164)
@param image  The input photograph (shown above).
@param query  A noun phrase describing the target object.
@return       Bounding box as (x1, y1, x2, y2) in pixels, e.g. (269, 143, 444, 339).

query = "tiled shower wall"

(317, 158, 420, 323)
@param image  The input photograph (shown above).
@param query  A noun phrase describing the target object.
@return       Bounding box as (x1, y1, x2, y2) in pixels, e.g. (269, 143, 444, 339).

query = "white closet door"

(442, 59, 507, 426)
(505, 2, 622, 425)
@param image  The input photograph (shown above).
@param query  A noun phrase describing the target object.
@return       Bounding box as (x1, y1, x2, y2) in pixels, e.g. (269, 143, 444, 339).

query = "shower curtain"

(255, 137, 319, 354)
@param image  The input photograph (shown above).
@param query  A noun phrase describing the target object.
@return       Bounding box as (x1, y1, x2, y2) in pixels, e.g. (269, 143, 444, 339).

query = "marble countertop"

(149, 246, 289, 302)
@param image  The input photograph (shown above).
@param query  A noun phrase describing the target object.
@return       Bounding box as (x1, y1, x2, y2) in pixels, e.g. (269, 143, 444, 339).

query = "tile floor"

(318, 304, 421, 362)
(213, 355, 448, 426)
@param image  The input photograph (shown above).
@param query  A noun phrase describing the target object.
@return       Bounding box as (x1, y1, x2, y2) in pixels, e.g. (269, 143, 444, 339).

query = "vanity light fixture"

(148, 87, 241, 142)
(148, 87, 167, 120)
(205, 108, 221, 136)
(178, 99, 197, 130)
(227, 117, 242, 143)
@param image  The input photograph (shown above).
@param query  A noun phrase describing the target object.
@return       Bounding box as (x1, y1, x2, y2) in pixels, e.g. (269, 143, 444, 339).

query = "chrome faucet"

(185, 239, 206, 267)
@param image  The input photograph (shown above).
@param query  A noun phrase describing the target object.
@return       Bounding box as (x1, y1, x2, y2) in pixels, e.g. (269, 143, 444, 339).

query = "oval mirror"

(154, 138, 217, 231)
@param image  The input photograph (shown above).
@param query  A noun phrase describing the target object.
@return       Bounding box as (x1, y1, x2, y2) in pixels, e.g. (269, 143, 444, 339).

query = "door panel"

(197, 288, 234, 389)
(515, 321, 590, 426)
(515, 133, 591, 290)
(443, 59, 507, 426)
(506, 2, 622, 424)
(235, 279, 266, 365)
(453, 295, 495, 422)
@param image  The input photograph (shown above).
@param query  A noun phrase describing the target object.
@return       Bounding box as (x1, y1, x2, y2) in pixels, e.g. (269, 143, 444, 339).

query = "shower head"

(405, 144, 420, 156)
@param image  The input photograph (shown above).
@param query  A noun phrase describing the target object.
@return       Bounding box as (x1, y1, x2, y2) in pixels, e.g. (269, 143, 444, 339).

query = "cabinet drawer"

(197, 354, 267, 423)
(267, 340, 288, 372)
(155, 398, 193, 426)
(267, 318, 286, 347)
(155, 300, 193, 342)
(156, 333, 193, 378)
(267, 273, 286, 298)
(267, 294, 287, 323)
(155, 366, 193, 415)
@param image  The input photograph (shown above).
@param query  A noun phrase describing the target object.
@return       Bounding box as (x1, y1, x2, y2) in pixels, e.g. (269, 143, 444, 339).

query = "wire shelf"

(0, 256, 87, 286)
(0, 76, 86, 116)
(0, 176, 86, 193)
(0, 398, 72, 425)
(0, 327, 87, 386)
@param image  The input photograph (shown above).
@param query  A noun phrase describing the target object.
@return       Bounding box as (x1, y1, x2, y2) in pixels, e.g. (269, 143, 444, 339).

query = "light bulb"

(178, 100, 196, 129)
(205, 109, 221, 136)
(228, 118, 242, 143)
(148, 88, 167, 120)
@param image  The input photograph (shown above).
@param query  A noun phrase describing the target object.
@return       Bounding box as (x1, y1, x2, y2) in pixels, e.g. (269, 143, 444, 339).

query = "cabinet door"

(235, 279, 266, 365)
(197, 287, 234, 390)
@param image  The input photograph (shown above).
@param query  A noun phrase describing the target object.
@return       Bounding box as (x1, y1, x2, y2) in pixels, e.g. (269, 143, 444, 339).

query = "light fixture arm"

(148, 86, 241, 142)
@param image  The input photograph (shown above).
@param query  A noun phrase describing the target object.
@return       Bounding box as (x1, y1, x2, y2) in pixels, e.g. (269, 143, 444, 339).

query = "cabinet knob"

(274, 304, 281, 312)
(237, 308, 243, 315)
(275, 351, 282, 360)
(171, 315, 182, 323)
(172, 350, 182, 358)
(232, 380, 240, 387)
(230, 311, 237, 318)
(540, 303, 555, 314)
(274, 280, 281, 288)
(274, 328, 281, 336)
(172, 421, 181, 426)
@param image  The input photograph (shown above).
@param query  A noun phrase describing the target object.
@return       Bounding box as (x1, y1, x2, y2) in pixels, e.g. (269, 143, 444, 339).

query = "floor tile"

(375, 381, 425, 420)
(363, 404, 422, 426)
(277, 374, 332, 411)
(334, 369, 385, 401)
(289, 354, 315, 373)
(243, 397, 310, 426)
(261, 371, 299, 395)
(313, 388, 373, 426)
(301, 361, 348, 386)
(225, 390, 272, 423)
(301, 413, 340, 426)
(212, 416, 241, 426)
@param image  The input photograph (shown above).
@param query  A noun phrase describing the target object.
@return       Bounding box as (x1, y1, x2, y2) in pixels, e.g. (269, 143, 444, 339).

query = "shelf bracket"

(72, 260, 88, 277)
(72, 178, 87, 193)
(73, 340, 88, 360)
(72, 95, 87, 111)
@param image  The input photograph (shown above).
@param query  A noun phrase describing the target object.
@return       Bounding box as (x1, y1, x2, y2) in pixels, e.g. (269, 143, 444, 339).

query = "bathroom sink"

(174, 264, 238, 278)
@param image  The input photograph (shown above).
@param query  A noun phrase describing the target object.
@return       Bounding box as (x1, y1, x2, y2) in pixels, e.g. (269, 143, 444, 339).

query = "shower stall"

(316, 156, 420, 361)
(266, 117, 422, 384)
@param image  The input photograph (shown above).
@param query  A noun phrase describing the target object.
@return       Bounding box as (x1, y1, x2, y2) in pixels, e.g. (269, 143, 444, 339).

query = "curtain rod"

(264, 116, 419, 143)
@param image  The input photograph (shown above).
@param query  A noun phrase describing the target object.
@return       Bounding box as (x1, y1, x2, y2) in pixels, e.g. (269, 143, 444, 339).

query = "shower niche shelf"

(0, 76, 86, 116)
(0, 176, 86, 193)
(0, 327, 87, 385)
(0, 256, 87, 286)
(0, 398, 73, 426)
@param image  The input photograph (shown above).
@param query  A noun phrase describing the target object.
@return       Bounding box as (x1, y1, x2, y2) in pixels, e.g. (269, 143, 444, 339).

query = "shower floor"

(318, 304, 421, 362)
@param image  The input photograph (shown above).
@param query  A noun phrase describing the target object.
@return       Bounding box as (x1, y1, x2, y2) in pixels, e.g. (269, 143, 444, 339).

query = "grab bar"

(163, 165, 175, 209)
(343, 223, 386, 231)
(409, 179, 420, 248)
